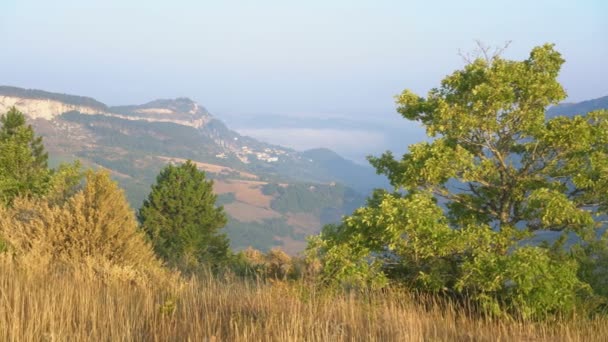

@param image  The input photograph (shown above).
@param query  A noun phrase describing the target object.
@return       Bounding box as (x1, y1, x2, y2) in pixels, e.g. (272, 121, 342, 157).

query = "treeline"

(262, 182, 361, 216)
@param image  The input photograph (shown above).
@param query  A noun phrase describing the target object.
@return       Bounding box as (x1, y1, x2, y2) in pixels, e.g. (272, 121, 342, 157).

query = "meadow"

(1, 258, 606, 342)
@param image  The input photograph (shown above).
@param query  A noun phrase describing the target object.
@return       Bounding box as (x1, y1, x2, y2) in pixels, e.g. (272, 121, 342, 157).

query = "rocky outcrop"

(0, 95, 107, 120)
(0, 88, 211, 129)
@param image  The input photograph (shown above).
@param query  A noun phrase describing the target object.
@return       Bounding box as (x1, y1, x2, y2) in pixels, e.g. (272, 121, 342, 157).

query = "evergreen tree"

(139, 161, 229, 270)
(0, 107, 50, 203)
(0, 107, 26, 138)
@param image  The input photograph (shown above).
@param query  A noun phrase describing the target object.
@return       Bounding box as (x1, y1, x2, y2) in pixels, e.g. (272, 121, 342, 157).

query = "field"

(1, 260, 606, 342)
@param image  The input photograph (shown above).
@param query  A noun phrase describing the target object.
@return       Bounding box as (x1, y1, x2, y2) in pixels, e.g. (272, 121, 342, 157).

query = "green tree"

(45, 160, 84, 205)
(0, 107, 50, 203)
(309, 44, 607, 318)
(139, 161, 229, 271)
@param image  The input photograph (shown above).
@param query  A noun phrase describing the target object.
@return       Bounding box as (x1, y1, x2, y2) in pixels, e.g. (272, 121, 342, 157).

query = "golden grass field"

(1, 260, 606, 342)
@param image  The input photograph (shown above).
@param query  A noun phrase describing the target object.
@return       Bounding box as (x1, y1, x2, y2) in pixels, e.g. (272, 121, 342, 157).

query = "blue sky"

(1, 0, 606, 161)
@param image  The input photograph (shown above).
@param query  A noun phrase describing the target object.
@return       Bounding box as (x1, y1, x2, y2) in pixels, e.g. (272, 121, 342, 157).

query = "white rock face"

(100, 112, 208, 128)
(0, 96, 208, 129)
(0, 96, 106, 120)
(134, 108, 174, 115)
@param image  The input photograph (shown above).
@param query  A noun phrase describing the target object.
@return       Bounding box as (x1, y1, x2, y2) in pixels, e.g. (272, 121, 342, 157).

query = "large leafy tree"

(139, 161, 229, 270)
(309, 44, 608, 318)
(0, 107, 51, 203)
(375, 44, 606, 233)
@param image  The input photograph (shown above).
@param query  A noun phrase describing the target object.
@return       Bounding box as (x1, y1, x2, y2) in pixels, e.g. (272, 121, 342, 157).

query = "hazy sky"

(1, 0, 607, 161)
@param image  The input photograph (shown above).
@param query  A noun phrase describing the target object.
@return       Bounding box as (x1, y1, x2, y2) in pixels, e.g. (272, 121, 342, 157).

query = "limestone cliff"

(0, 86, 210, 129)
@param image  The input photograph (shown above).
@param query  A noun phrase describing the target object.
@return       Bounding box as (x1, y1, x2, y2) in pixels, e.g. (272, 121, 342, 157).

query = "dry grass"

(0, 260, 606, 342)
(214, 179, 273, 208)
(158, 156, 259, 180)
(223, 201, 282, 222)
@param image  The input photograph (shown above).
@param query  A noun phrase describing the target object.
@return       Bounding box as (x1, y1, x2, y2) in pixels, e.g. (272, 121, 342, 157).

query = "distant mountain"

(546, 95, 608, 118)
(301, 148, 381, 189)
(0, 86, 108, 110)
(0, 86, 384, 253)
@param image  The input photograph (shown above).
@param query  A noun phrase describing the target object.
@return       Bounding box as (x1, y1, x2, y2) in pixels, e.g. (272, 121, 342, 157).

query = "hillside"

(0, 86, 376, 253)
(546, 95, 608, 118)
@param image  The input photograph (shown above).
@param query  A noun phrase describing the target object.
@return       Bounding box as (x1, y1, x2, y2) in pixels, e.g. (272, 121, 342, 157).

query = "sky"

(1, 0, 607, 162)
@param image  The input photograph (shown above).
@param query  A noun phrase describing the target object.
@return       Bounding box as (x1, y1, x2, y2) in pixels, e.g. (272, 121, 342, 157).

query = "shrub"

(0, 171, 166, 286)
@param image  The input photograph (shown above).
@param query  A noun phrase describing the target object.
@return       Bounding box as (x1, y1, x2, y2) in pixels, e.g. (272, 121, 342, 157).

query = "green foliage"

(224, 217, 298, 252)
(573, 232, 608, 301)
(456, 239, 591, 319)
(0, 107, 51, 203)
(61, 112, 222, 161)
(309, 44, 608, 319)
(46, 161, 84, 205)
(216, 192, 236, 206)
(139, 161, 229, 271)
(307, 229, 388, 291)
(266, 182, 362, 217)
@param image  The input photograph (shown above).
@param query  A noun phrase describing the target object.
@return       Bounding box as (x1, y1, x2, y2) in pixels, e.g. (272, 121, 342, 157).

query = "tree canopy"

(139, 161, 229, 271)
(0, 107, 50, 203)
(308, 44, 608, 318)
(372, 44, 607, 233)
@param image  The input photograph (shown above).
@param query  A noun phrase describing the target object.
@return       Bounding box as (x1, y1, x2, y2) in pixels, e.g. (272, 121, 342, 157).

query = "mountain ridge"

(546, 95, 608, 118)
(0, 85, 383, 253)
(0, 85, 108, 110)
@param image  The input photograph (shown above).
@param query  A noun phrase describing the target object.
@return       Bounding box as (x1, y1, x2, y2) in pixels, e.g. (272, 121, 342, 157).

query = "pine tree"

(139, 161, 229, 270)
(0, 107, 50, 203)
(0, 107, 26, 138)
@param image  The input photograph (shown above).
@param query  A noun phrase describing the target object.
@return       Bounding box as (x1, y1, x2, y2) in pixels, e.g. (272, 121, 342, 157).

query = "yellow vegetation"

(0, 171, 167, 286)
(0, 258, 606, 341)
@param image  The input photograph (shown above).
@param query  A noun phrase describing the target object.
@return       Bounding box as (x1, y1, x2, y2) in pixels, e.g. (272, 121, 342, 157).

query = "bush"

(0, 171, 167, 286)
(232, 247, 317, 281)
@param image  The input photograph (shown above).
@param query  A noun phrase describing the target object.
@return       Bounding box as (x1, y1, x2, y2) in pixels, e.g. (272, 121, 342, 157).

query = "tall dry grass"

(0, 258, 606, 342)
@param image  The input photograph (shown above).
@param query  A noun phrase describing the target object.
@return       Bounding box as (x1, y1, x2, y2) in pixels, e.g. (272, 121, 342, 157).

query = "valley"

(0, 86, 374, 253)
